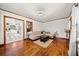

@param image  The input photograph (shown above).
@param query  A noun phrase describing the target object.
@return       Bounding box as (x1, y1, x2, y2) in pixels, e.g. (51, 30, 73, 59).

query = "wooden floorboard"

(0, 38, 69, 56)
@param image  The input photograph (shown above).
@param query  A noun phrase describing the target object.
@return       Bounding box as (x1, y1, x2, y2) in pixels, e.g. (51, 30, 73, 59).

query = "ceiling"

(0, 3, 73, 22)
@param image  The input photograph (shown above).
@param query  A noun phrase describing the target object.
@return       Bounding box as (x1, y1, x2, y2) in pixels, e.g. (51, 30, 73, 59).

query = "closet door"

(4, 16, 24, 44)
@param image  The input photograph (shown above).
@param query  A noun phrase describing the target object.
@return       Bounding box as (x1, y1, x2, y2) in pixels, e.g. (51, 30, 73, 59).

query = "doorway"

(4, 16, 24, 47)
(26, 21, 33, 38)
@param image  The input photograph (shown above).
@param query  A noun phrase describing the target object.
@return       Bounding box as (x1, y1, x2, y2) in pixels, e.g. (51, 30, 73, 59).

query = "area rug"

(34, 39, 53, 48)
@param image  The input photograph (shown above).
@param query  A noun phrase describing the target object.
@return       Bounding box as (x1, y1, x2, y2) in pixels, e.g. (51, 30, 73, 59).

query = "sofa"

(28, 31, 53, 40)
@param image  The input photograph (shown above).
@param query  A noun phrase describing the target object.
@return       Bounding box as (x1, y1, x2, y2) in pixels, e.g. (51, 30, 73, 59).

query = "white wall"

(42, 18, 69, 38)
(0, 10, 42, 44)
(33, 21, 43, 32)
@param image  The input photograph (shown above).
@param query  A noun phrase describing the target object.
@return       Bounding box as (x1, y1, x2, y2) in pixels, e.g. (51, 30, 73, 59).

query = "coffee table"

(40, 35, 49, 42)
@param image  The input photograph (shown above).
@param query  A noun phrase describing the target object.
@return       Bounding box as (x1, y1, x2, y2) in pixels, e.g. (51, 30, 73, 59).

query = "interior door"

(4, 16, 24, 44)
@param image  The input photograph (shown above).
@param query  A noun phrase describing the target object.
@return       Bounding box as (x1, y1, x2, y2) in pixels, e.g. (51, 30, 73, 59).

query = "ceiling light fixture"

(36, 7, 45, 17)
(38, 10, 44, 16)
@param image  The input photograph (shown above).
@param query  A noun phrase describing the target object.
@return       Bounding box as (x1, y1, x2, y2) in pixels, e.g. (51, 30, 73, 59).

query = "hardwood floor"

(0, 38, 69, 56)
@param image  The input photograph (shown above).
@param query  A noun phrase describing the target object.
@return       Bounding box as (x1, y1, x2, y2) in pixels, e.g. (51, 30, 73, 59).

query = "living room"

(0, 3, 78, 56)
